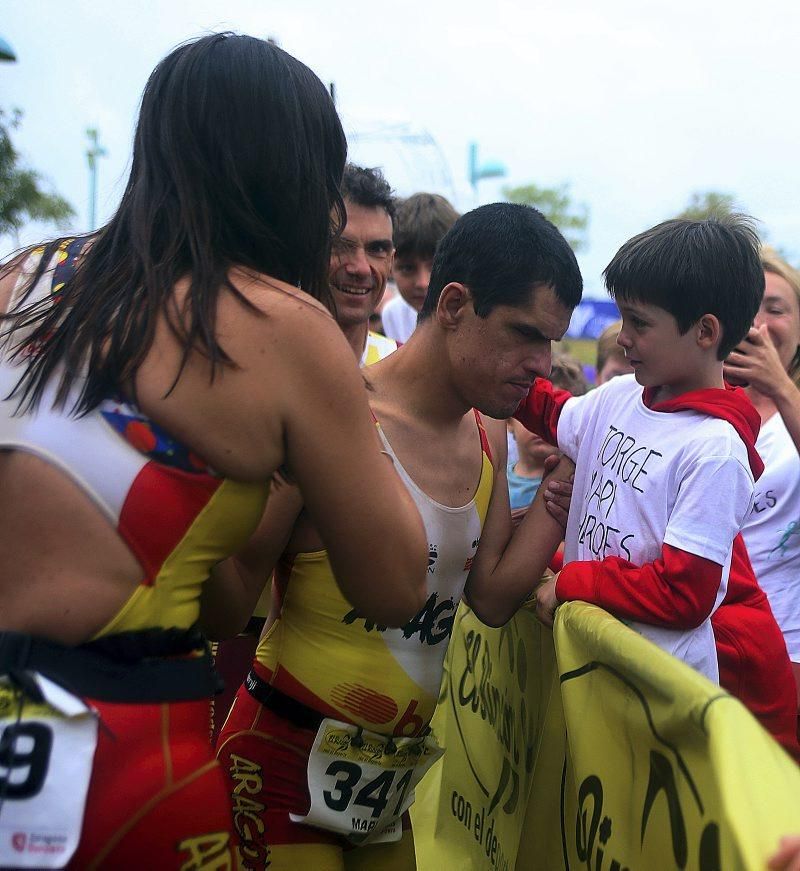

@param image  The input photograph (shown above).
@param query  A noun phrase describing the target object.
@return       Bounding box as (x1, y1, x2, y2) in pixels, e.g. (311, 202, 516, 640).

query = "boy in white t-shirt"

(515, 216, 766, 681)
(381, 193, 459, 343)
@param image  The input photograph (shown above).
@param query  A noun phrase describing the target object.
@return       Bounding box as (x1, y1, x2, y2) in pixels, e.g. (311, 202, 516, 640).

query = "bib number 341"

(324, 761, 414, 822)
(291, 718, 443, 846)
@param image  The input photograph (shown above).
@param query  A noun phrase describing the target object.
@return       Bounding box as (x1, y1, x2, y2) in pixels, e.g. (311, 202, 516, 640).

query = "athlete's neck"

(370, 327, 473, 426)
(339, 321, 370, 362)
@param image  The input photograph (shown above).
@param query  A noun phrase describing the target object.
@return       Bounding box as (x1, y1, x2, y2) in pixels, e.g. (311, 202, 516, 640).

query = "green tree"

(675, 190, 736, 221)
(0, 108, 74, 238)
(502, 182, 589, 251)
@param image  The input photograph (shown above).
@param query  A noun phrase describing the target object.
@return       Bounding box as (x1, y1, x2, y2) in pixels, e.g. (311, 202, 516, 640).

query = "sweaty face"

(329, 201, 394, 329)
(393, 255, 433, 312)
(753, 270, 800, 374)
(454, 284, 574, 419)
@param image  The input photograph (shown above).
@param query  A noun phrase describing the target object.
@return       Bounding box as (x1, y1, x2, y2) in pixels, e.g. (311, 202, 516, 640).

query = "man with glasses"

(329, 164, 398, 362)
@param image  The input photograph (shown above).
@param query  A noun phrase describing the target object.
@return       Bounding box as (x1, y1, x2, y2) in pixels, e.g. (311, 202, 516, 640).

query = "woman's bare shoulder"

(226, 267, 331, 320)
(216, 267, 348, 367)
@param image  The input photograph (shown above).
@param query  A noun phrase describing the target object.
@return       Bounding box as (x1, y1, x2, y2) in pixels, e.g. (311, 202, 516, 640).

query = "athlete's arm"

(513, 377, 572, 446)
(464, 419, 573, 627)
(200, 475, 303, 640)
(276, 312, 428, 627)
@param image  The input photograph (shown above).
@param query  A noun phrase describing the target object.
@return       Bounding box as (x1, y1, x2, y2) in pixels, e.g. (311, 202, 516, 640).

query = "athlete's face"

(453, 283, 573, 419)
(329, 201, 394, 329)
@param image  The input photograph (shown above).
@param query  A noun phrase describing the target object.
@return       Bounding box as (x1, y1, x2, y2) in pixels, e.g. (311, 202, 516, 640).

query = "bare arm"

(200, 475, 303, 640)
(463, 419, 574, 627)
(279, 320, 428, 626)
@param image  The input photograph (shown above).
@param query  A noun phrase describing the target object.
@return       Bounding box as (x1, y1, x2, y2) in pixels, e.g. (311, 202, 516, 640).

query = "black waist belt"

(0, 626, 222, 704)
(245, 669, 324, 732)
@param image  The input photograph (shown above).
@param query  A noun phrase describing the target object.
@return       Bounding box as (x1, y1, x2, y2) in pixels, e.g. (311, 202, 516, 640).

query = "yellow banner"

(411, 602, 561, 870)
(412, 602, 800, 870)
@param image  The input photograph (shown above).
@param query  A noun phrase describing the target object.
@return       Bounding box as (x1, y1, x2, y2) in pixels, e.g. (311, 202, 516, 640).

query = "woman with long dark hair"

(0, 33, 426, 868)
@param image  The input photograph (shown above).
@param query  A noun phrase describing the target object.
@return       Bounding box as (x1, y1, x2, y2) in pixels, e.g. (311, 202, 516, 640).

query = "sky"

(3, 0, 800, 296)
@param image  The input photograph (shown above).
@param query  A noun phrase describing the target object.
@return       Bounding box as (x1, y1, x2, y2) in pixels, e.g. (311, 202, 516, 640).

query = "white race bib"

(290, 718, 442, 845)
(0, 674, 98, 868)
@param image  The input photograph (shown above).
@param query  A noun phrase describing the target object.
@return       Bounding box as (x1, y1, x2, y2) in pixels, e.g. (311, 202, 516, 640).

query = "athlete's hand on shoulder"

(534, 573, 561, 628)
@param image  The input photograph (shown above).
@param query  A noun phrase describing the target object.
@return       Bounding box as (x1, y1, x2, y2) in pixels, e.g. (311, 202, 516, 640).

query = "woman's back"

(0, 244, 425, 643)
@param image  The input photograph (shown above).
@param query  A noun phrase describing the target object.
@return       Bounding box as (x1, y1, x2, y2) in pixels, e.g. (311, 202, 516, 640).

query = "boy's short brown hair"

(550, 351, 590, 396)
(596, 320, 625, 373)
(393, 193, 459, 261)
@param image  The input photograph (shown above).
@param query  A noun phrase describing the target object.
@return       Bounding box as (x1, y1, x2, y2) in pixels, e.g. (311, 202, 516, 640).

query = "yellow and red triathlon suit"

(0, 239, 268, 869)
(210, 330, 399, 740)
(217, 413, 494, 869)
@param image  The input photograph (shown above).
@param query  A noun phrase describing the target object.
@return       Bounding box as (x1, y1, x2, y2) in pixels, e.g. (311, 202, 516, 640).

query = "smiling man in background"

(329, 164, 399, 362)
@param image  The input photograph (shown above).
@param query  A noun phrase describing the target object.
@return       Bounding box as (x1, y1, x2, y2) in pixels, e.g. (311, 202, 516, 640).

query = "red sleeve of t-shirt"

(513, 378, 572, 446)
(555, 543, 722, 629)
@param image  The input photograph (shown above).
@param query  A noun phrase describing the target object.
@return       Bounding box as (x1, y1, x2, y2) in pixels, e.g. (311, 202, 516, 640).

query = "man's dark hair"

(603, 215, 764, 359)
(341, 165, 395, 221)
(418, 202, 583, 320)
(394, 193, 459, 261)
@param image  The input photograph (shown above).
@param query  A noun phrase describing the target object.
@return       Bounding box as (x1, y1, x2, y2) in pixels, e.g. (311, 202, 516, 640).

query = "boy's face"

(393, 255, 433, 313)
(616, 301, 706, 399)
(329, 200, 394, 329)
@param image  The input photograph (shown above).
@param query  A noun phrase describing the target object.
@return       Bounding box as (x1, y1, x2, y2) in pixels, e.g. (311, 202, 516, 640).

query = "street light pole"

(85, 128, 107, 230)
(468, 141, 507, 202)
(0, 35, 16, 62)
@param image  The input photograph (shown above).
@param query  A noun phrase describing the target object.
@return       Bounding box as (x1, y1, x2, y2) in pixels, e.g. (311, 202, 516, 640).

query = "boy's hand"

(535, 573, 561, 628)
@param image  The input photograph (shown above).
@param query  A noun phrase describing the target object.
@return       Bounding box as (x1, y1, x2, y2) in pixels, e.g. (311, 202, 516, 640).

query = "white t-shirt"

(740, 411, 800, 661)
(381, 296, 418, 343)
(557, 375, 756, 682)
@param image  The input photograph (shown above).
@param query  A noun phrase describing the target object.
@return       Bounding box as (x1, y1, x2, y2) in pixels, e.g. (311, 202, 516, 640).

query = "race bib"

(0, 674, 98, 868)
(290, 718, 443, 845)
